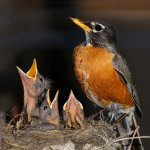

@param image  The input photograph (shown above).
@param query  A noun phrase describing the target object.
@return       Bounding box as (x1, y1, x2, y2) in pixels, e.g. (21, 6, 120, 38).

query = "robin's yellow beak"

(70, 17, 91, 32)
(26, 58, 37, 80)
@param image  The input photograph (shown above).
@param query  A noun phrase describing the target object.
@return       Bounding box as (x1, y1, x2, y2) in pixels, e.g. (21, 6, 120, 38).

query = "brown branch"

(114, 136, 150, 143)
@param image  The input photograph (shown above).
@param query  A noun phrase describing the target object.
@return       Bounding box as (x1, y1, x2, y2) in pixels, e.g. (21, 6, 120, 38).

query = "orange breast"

(73, 45, 134, 108)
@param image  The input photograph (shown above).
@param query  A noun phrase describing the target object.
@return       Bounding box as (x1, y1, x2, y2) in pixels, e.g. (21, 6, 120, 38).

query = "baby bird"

(17, 58, 49, 122)
(63, 90, 84, 129)
(31, 90, 60, 129)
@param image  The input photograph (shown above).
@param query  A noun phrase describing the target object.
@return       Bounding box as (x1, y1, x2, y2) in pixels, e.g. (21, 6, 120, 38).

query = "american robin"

(30, 89, 51, 126)
(17, 58, 50, 122)
(30, 90, 60, 129)
(63, 90, 84, 129)
(70, 18, 143, 149)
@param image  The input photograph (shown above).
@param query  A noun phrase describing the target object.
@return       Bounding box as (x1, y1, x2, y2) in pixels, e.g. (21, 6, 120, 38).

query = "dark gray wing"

(112, 54, 142, 118)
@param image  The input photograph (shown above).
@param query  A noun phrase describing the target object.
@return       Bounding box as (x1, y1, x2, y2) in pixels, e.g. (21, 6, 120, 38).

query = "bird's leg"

(108, 103, 119, 123)
(113, 113, 128, 126)
(108, 103, 128, 124)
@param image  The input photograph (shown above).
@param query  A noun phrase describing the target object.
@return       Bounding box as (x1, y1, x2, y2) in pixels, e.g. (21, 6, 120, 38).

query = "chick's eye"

(44, 106, 47, 110)
(39, 77, 43, 82)
(95, 24, 102, 31)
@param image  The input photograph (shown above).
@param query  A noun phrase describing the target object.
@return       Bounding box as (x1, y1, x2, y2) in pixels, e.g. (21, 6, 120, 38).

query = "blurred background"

(0, 0, 150, 148)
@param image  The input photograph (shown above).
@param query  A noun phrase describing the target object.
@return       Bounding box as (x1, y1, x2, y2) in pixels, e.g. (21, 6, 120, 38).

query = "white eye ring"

(93, 23, 105, 33)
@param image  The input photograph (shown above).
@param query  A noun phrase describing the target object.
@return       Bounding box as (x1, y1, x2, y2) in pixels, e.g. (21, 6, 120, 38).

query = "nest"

(0, 119, 121, 150)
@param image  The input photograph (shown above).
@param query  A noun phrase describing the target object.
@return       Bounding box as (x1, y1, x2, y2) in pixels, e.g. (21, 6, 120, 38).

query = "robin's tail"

(115, 113, 144, 150)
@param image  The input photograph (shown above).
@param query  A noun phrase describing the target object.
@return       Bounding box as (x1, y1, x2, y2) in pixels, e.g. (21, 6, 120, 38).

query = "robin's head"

(70, 18, 116, 50)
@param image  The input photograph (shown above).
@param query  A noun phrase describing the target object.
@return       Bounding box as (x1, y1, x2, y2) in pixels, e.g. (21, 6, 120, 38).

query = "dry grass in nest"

(0, 119, 121, 150)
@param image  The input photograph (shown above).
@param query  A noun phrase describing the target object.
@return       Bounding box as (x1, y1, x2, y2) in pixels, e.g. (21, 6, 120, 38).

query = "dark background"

(0, 0, 150, 149)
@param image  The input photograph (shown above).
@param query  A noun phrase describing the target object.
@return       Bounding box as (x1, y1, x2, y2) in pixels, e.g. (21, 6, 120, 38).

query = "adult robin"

(70, 18, 143, 149)
(17, 58, 50, 122)
(63, 90, 84, 129)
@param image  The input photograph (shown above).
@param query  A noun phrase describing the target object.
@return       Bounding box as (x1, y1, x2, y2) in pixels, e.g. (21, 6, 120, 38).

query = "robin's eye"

(44, 106, 47, 110)
(95, 24, 102, 31)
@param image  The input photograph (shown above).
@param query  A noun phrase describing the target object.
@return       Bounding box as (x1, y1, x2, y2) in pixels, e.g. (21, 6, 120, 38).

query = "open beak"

(26, 58, 37, 80)
(70, 17, 91, 32)
(47, 90, 60, 127)
(16, 58, 38, 82)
